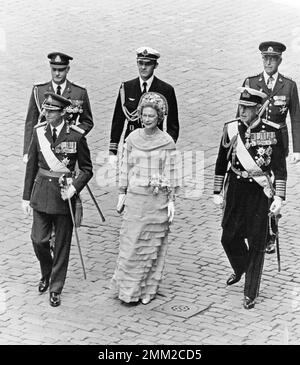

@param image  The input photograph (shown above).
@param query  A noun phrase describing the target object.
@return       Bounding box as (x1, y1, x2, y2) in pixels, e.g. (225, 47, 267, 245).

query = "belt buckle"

(241, 171, 249, 178)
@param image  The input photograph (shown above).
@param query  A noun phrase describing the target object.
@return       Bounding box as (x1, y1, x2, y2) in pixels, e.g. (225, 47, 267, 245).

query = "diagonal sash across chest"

(36, 127, 71, 173)
(227, 121, 270, 191)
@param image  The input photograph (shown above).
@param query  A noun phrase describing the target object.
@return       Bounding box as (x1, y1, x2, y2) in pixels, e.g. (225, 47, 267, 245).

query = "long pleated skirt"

(110, 189, 170, 303)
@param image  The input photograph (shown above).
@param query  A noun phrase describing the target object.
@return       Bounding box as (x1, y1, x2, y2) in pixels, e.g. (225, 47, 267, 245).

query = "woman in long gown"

(110, 92, 180, 305)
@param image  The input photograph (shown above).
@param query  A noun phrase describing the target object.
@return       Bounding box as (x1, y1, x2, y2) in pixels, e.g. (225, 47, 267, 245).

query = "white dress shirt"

(52, 80, 67, 95)
(50, 121, 65, 139)
(263, 71, 278, 90)
(139, 75, 154, 93)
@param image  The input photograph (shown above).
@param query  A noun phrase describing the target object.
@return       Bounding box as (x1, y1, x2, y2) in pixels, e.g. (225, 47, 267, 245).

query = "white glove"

(290, 152, 300, 164)
(108, 155, 118, 168)
(167, 201, 175, 223)
(22, 200, 32, 216)
(23, 154, 28, 164)
(269, 196, 282, 216)
(213, 194, 223, 206)
(117, 193, 126, 213)
(61, 185, 76, 201)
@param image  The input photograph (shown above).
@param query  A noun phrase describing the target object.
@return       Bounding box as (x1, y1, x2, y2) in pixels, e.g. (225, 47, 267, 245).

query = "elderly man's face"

(137, 59, 157, 81)
(50, 65, 70, 84)
(45, 109, 63, 127)
(262, 55, 282, 76)
(239, 104, 259, 125)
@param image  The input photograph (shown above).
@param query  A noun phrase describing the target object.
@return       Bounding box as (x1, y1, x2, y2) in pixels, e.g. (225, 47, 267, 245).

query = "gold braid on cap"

(138, 92, 168, 125)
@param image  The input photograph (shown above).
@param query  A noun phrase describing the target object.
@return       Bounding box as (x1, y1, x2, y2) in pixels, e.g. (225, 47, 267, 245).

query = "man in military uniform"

(213, 87, 287, 309)
(108, 47, 179, 163)
(241, 41, 300, 254)
(23, 52, 93, 163)
(22, 92, 93, 307)
(241, 41, 300, 161)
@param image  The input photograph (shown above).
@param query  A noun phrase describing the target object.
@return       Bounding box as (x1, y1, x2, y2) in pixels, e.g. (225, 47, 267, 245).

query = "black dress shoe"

(226, 273, 241, 286)
(243, 296, 256, 309)
(38, 278, 49, 293)
(49, 292, 61, 307)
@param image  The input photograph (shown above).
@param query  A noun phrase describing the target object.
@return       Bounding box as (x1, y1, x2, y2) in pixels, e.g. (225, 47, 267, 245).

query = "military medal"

(61, 157, 70, 167)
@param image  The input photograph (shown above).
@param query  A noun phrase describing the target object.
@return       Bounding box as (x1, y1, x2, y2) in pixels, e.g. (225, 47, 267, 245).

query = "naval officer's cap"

(43, 92, 72, 111)
(237, 87, 267, 107)
(259, 41, 286, 56)
(47, 52, 73, 68)
(136, 47, 160, 62)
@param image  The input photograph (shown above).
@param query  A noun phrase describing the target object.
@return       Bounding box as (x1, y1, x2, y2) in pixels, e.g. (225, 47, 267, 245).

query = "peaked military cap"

(47, 52, 73, 68)
(136, 47, 160, 61)
(43, 92, 72, 110)
(259, 41, 286, 56)
(237, 87, 267, 106)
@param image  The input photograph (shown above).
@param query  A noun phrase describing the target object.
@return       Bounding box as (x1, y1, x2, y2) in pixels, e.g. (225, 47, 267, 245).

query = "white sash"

(227, 121, 269, 190)
(36, 127, 70, 173)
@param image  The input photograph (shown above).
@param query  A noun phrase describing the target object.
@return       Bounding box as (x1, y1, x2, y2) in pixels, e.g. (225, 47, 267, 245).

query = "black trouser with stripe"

(221, 173, 270, 300)
(31, 210, 73, 294)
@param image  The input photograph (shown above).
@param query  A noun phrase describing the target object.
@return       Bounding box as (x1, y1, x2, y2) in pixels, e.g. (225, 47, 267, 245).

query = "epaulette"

(247, 73, 261, 79)
(70, 125, 85, 134)
(33, 81, 48, 87)
(281, 74, 293, 81)
(68, 80, 86, 89)
(225, 118, 240, 125)
(34, 121, 47, 128)
(262, 119, 280, 129)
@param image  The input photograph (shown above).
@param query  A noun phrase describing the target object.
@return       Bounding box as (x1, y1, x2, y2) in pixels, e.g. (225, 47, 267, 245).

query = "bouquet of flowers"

(148, 174, 172, 195)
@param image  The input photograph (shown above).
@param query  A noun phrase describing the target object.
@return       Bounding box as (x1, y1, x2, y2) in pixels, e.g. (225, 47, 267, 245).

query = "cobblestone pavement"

(0, 0, 300, 346)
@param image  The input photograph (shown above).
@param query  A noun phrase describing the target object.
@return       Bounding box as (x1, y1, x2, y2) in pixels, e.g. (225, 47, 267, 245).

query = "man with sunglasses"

(108, 47, 179, 159)
(23, 52, 94, 163)
(240, 41, 300, 254)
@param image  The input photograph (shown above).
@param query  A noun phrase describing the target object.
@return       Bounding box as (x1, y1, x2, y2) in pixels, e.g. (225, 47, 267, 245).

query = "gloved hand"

(61, 185, 76, 201)
(269, 196, 282, 216)
(117, 193, 126, 213)
(213, 194, 223, 206)
(167, 201, 175, 223)
(108, 154, 118, 168)
(290, 152, 300, 164)
(23, 154, 28, 164)
(22, 200, 32, 216)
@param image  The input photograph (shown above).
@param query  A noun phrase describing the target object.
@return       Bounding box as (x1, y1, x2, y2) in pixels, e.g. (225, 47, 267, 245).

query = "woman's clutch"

(117, 194, 126, 214)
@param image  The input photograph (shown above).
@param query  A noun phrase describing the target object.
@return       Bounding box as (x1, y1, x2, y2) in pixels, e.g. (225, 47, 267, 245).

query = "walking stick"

(60, 175, 87, 279)
(275, 214, 281, 272)
(86, 184, 105, 222)
(268, 212, 281, 272)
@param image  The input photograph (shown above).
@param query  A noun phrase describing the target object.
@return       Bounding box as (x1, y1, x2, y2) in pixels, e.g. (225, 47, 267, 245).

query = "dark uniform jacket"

(23, 122, 93, 215)
(23, 80, 94, 155)
(214, 118, 287, 200)
(109, 76, 179, 154)
(242, 73, 300, 153)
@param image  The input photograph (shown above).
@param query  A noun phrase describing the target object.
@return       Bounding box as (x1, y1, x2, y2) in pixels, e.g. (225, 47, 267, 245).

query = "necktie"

(52, 128, 57, 143)
(56, 85, 61, 95)
(267, 76, 274, 90)
(142, 82, 147, 94)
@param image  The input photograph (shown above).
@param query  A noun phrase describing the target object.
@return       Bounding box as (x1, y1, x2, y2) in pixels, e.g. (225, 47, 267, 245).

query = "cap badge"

(47, 95, 53, 103)
(142, 49, 148, 56)
(267, 46, 274, 52)
(54, 55, 62, 63)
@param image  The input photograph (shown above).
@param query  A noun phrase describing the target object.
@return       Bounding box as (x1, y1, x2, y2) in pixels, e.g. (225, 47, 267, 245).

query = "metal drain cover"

(153, 300, 212, 318)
